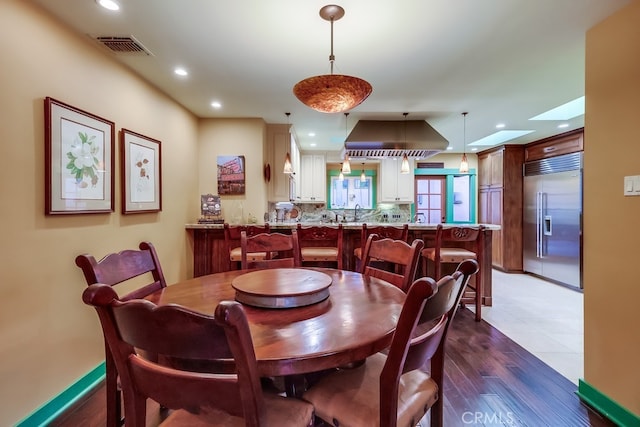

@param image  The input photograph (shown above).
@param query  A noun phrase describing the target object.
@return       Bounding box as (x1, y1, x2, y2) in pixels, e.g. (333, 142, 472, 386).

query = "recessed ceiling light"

(558, 123, 569, 129)
(446, 146, 453, 151)
(471, 148, 478, 151)
(496, 123, 506, 129)
(96, 0, 120, 11)
(529, 96, 585, 121)
(308, 132, 316, 137)
(310, 143, 317, 147)
(210, 101, 222, 109)
(174, 67, 188, 77)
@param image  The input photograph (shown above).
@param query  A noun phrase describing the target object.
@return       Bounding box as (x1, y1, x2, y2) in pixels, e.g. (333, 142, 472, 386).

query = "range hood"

(344, 120, 449, 159)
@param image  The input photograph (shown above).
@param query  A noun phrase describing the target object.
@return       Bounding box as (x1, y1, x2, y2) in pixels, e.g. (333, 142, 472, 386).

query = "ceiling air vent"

(95, 36, 153, 55)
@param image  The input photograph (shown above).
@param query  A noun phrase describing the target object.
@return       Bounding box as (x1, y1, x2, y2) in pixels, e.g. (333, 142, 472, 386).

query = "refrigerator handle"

(536, 192, 542, 258)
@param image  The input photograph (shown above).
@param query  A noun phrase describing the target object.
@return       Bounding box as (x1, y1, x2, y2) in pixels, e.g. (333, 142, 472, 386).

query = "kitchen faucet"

(354, 204, 361, 222)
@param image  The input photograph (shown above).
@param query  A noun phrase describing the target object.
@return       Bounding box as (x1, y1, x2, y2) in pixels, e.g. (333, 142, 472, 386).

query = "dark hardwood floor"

(51, 308, 614, 427)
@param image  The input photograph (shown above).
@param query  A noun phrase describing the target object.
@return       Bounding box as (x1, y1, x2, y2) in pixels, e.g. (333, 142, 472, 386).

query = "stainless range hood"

(344, 120, 449, 159)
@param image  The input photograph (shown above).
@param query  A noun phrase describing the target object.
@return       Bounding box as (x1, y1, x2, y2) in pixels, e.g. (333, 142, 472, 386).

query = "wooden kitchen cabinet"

(378, 157, 414, 203)
(478, 145, 524, 272)
(297, 154, 326, 203)
(525, 129, 583, 162)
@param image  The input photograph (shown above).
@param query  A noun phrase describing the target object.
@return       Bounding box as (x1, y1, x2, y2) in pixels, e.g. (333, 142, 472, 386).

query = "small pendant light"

(283, 112, 293, 174)
(459, 112, 469, 173)
(360, 163, 366, 182)
(341, 112, 352, 174)
(400, 113, 411, 174)
(338, 163, 344, 181)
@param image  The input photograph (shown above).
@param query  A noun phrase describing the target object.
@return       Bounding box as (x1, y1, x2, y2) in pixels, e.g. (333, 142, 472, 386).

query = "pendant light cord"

(462, 112, 468, 154)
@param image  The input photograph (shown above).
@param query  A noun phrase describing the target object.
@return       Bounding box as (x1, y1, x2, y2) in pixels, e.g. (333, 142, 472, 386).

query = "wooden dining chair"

(353, 224, 409, 271)
(240, 230, 302, 270)
(302, 259, 479, 427)
(421, 224, 485, 321)
(359, 234, 424, 292)
(296, 223, 343, 269)
(82, 284, 315, 427)
(75, 241, 167, 427)
(224, 223, 270, 270)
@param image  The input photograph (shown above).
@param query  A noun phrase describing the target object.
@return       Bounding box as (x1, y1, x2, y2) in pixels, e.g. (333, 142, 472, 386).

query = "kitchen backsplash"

(265, 202, 412, 224)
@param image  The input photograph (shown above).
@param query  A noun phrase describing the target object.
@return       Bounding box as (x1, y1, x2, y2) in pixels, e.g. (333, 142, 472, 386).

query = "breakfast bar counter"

(186, 222, 498, 305)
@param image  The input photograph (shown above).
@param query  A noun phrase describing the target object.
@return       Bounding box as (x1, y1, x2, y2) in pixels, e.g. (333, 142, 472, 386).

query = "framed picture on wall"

(44, 97, 115, 214)
(120, 129, 162, 214)
(217, 155, 245, 195)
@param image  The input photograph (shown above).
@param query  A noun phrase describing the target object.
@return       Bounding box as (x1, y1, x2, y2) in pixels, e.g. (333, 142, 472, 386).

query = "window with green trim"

(327, 170, 376, 209)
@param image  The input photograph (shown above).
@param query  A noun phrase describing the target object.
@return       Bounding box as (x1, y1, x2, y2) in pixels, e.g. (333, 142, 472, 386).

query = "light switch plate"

(624, 176, 634, 196)
(624, 175, 640, 196)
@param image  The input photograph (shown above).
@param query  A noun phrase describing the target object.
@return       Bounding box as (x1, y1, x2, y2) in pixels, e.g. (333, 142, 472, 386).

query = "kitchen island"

(186, 222, 498, 306)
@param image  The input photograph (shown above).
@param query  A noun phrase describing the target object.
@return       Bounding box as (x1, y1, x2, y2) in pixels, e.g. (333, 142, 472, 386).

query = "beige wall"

(428, 152, 479, 170)
(0, 1, 201, 424)
(198, 119, 268, 223)
(584, 0, 640, 416)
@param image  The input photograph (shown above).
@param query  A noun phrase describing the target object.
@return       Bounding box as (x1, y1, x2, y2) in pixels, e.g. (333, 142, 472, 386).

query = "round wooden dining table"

(144, 267, 406, 379)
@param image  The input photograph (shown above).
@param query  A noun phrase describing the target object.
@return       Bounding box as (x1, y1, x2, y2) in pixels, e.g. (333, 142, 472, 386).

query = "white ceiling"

(29, 0, 629, 154)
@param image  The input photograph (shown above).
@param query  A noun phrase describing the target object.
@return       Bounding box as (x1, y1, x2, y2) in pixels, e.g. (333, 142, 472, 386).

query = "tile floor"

(470, 269, 584, 385)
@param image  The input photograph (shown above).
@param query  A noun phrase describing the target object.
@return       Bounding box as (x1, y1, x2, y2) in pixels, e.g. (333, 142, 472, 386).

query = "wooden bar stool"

(240, 230, 302, 270)
(223, 223, 269, 270)
(353, 223, 408, 271)
(421, 224, 485, 321)
(296, 224, 343, 269)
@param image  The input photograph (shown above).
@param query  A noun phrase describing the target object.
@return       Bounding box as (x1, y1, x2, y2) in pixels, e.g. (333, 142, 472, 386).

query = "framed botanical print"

(44, 97, 115, 214)
(120, 129, 162, 214)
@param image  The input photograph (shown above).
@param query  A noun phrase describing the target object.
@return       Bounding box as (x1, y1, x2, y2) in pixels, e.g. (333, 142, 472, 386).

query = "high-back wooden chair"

(353, 224, 409, 270)
(224, 223, 270, 270)
(359, 234, 424, 292)
(82, 284, 314, 427)
(240, 230, 302, 270)
(296, 224, 343, 269)
(416, 259, 479, 425)
(303, 263, 478, 427)
(421, 224, 485, 321)
(75, 241, 167, 427)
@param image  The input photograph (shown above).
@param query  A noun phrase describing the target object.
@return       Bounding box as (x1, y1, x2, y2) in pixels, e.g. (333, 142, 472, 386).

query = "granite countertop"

(186, 222, 500, 230)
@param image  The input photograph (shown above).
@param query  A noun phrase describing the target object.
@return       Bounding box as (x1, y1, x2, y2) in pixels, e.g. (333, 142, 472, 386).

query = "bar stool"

(353, 224, 408, 271)
(421, 224, 485, 321)
(223, 223, 270, 270)
(296, 224, 344, 269)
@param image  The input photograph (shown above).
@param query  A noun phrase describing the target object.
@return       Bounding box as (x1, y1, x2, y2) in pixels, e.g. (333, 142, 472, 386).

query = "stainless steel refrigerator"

(523, 152, 582, 289)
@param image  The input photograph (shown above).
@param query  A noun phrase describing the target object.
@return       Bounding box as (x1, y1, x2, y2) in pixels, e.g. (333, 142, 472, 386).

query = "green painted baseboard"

(15, 362, 105, 427)
(577, 379, 640, 427)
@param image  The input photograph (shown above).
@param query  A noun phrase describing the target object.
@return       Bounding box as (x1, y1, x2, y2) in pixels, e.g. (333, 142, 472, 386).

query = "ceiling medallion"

(293, 5, 372, 114)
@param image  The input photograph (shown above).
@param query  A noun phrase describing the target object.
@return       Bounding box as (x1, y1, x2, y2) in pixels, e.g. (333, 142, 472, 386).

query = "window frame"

(327, 169, 377, 210)
(413, 167, 477, 224)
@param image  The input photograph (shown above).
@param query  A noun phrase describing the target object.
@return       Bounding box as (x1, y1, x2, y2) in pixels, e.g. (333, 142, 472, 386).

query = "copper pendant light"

(293, 5, 372, 114)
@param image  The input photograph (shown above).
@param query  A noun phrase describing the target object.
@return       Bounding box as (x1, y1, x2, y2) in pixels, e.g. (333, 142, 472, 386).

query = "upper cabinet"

(478, 149, 504, 189)
(378, 157, 414, 203)
(524, 130, 583, 162)
(297, 154, 326, 203)
(267, 124, 299, 202)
